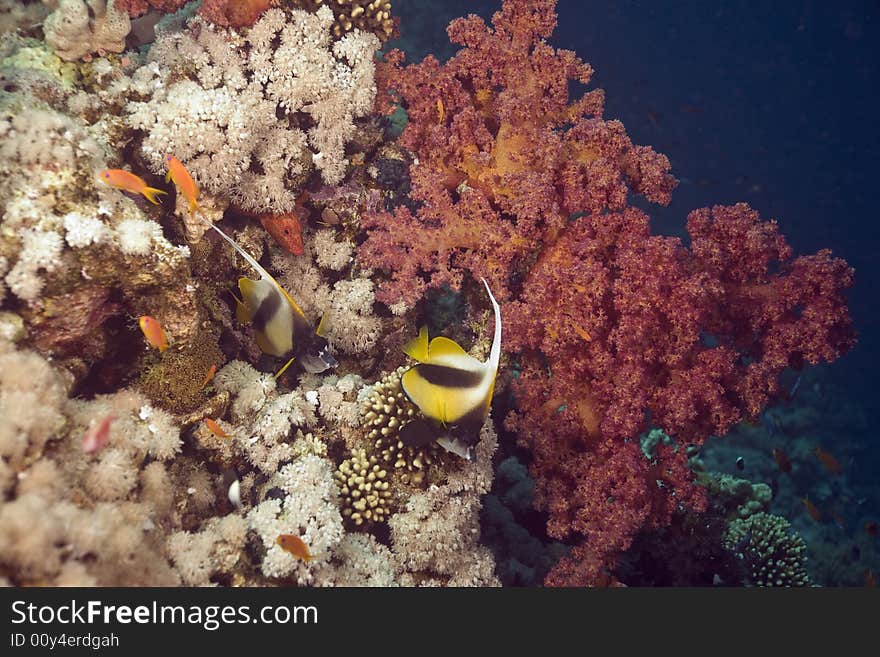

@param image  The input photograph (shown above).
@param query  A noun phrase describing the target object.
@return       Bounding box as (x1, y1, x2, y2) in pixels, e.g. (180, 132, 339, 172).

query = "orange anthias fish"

(138, 315, 168, 352)
(802, 496, 822, 522)
(772, 448, 792, 474)
(865, 522, 878, 537)
(165, 155, 200, 217)
(867, 569, 877, 587)
(276, 534, 312, 562)
(814, 446, 842, 475)
(82, 414, 116, 454)
(201, 364, 217, 389)
(99, 169, 167, 205)
(204, 418, 229, 439)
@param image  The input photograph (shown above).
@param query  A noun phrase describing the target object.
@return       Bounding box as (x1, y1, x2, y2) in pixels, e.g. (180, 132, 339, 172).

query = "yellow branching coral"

(290, 0, 395, 42)
(363, 367, 441, 487)
(335, 448, 392, 526)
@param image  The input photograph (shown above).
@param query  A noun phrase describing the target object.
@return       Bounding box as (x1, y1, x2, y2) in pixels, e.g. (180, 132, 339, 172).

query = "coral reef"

(0, 0, 860, 590)
(724, 512, 811, 587)
(43, 0, 131, 62)
(126, 6, 380, 212)
(361, 0, 855, 585)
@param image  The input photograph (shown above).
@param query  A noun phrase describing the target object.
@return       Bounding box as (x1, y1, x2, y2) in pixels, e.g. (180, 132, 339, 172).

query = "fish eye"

(103, 172, 109, 178)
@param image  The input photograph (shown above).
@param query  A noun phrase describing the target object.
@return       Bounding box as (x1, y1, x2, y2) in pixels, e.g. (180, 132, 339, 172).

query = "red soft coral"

(361, 0, 856, 585)
(361, 0, 674, 306)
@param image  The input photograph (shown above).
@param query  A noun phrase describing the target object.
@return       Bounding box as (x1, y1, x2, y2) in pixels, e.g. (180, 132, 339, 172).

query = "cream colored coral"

(388, 419, 500, 586)
(362, 368, 440, 486)
(335, 448, 392, 526)
(43, 0, 131, 62)
(127, 7, 380, 213)
(247, 455, 344, 583)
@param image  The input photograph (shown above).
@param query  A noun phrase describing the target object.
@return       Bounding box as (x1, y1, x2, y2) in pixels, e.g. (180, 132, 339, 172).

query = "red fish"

(99, 169, 167, 205)
(82, 415, 116, 453)
(138, 315, 168, 352)
(865, 522, 878, 537)
(259, 211, 304, 256)
(814, 446, 842, 475)
(276, 534, 312, 562)
(204, 418, 229, 439)
(772, 448, 792, 474)
(867, 569, 876, 588)
(802, 497, 822, 522)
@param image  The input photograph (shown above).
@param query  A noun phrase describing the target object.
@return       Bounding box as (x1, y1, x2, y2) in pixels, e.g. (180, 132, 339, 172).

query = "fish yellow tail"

(142, 187, 168, 205)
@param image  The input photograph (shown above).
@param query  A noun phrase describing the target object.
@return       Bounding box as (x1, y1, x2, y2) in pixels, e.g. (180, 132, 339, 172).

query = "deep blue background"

(392, 0, 879, 420)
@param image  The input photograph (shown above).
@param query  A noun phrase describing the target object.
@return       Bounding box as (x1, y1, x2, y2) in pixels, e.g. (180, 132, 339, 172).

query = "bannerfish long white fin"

(401, 278, 501, 430)
(211, 224, 311, 360)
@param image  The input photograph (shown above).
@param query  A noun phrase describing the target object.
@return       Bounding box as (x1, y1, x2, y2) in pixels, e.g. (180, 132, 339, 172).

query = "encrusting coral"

(43, 1, 131, 62)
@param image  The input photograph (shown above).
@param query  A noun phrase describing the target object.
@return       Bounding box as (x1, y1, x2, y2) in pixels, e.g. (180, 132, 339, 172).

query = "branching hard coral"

(361, 367, 442, 487)
(286, 1, 395, 42)
(335, 448, 392, 527)
(724, 512, 810, 587)
(43, 0, 131, 62)
(126, 6, 380, 213)
(362, 0, 856, 585)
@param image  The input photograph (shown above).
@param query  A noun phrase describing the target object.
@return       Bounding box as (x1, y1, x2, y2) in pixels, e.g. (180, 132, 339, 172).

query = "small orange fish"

(867, 569, 876, 587)
(814, 446, 842, 475)
(802, 496, 822, 522)
(865, 522, 878, 537)
(572, 323, 592, 342)
(138, 315, 168, 352)
(82, 414, 116, 454)
(276, 534, 312, 562)
(99, 169, 167, 205)
(202, 364, 217, 389)
(204, 418, 228, 439)
(165, 155, 200, 217)
(436, 97, 445, 124)
(772, 448, 792, 474)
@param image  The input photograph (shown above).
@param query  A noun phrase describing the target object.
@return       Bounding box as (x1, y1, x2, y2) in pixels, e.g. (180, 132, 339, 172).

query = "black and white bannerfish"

(211, 224, 337, 376)
(398, 279, 501, 461)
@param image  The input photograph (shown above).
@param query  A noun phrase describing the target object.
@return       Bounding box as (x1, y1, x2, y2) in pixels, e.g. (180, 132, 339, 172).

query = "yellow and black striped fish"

(211, 224, 336, 375)
(398, 279, 501, 461)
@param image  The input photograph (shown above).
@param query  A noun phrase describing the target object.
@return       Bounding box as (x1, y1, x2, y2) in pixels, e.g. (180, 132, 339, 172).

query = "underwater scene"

(0, 0, 875, 587)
